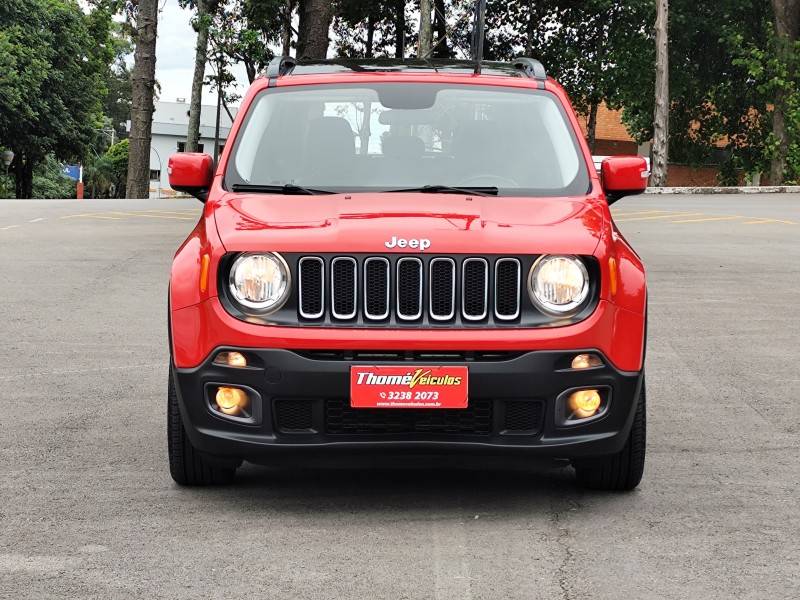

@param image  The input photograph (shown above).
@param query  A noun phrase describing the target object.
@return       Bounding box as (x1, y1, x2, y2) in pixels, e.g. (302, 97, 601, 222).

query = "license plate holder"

(349, 365, 468, 409)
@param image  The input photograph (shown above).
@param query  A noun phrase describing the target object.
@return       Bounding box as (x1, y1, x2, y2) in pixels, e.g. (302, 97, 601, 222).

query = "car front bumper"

(173, 348, 643, 461)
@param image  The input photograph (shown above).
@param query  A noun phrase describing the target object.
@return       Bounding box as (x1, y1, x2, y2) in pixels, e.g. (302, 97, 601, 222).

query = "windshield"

(226, 83, 591, 197)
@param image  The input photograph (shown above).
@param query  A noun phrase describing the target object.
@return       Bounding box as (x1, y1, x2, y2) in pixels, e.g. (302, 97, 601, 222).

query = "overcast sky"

(155, 0, 250, 107)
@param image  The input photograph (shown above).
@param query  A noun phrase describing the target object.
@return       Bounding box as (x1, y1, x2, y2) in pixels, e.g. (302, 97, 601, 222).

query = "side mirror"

(168, 153, 214, 202)
(601, 156, 650, 204)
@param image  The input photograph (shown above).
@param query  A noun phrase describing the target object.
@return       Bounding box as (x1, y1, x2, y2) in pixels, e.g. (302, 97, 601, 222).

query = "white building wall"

(149, 134, 225, 193)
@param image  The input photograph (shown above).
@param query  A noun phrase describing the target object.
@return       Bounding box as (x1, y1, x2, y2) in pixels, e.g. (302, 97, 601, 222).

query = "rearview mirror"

(168, 153, 214, 202)
(601, 156, 650, 204)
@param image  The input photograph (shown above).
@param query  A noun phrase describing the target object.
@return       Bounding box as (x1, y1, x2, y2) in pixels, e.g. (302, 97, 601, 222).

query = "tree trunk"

(126, 0, 159, 199)
(366, 12, 375, 58)
(418, 0, 433, 58)
(296, 0, 332, 59)
(587, 102, 599, 153)
(186, 0, 215, 153)
(11, 152, 34, 199)
(651, 0, 669, 187)
(281, 0, 295, 56)
(395, 0, 405, 59)
(769, 0, 800, 184)
(433, 0, 448, 58)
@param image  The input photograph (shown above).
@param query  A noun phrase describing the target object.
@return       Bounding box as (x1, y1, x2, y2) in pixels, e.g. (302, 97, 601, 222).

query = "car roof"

(263, 57, 548, 83)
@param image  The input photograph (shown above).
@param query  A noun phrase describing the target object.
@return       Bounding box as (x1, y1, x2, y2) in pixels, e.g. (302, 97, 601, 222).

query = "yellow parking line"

(742, 218, 797, 225)
(140, 210, 199, 217)
(612, 210, 673, 217)
(671, 215, 743, 224)
(615, 212, 704, 222)
(60, 214, 122, 220)
(105, 211, 195, 221)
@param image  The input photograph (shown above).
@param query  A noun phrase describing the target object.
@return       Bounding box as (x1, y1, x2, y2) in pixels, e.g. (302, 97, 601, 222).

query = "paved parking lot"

(0, 194, 798, 599)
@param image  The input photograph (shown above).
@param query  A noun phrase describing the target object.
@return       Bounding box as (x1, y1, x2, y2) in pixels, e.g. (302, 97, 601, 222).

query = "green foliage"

(731, 26, 800, 182)
(32, 156, 76, 199)
(618, 0, 776, 179)
(84, 139, 129, 198)
(0, 0, 113, 197)
(486, 0, 654, 123)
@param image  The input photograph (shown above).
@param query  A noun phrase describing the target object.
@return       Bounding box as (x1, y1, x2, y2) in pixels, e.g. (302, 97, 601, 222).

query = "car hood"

(212, 193, 606, 256)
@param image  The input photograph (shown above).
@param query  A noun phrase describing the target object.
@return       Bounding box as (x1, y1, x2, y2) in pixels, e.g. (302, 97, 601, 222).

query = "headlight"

(528, 255, 589, 315)
(228, 253, 290, 312)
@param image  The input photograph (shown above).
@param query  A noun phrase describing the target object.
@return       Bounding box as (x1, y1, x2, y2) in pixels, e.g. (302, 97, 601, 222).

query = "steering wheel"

(460, 174, 519, 188)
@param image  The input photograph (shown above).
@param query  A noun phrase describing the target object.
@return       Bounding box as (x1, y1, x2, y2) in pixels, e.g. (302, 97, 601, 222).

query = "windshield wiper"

(231, 183, 335, 195)
(385, 185, 498, 196)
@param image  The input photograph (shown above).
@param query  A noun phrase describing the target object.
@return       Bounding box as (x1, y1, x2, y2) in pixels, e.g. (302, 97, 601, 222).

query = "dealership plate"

(350, 366, 468, 409)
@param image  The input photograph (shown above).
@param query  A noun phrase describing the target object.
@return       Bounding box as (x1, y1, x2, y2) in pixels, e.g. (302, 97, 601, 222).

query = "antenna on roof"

(471, 0, 487, 74)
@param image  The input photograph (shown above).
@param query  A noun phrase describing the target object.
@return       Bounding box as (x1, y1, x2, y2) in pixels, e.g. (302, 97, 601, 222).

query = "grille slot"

(331, 257, 357, 319)
(494, 258, 521, 320)
(503, 400, 543, 433)
(429, 258, 456, 320)
(298, 257, 324, 319)
(363, 257, 390, 320)
(275, 399, 315, 432)
(325, 398, 492, 435)
(396, 258, 423, 320)
(462, 258, 488, 320)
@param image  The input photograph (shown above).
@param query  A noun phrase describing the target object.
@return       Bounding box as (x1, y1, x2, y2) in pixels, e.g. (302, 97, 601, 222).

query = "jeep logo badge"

(384, 236, 431, 252)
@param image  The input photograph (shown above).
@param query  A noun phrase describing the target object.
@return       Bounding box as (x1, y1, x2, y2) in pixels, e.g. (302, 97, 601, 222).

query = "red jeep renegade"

(167, 57, 649, 490)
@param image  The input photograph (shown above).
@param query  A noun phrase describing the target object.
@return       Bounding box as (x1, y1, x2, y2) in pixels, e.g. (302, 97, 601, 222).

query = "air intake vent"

(494, 258, 521, 320)
(298, 257, 324, 319)
(396, 258, 423, 320)
(429, 258, 456, 320)
(364, 257, 390, 320)
(462, 258, 488, 320)
(331, 257, 357, 319)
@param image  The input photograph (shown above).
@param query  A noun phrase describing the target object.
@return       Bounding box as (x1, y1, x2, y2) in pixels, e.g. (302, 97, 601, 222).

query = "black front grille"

(364, 258, 389, 319)
(275, 399, 314, 431)
(325, 398, 492, 435)
(494, 259, 521, 319)
(462, 259, 488, 319)
(397, 258, 422, 319)
(298, 258, 324, 318)
(297, 254, 530, 326)
(429, 258, 455, 319)
(331, 258, 357, 319)
(503, 400, 543, 433)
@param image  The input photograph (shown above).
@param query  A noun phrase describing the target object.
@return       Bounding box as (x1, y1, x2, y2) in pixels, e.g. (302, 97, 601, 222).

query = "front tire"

(168, 365, 237, 485)
(574, 378, 646, 491)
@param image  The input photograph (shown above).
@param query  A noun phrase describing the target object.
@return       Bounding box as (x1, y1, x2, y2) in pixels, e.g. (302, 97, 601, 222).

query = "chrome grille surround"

(330, 257, 357, 320)
(290, 254, 585, 327)
(428, 257, 456, 321)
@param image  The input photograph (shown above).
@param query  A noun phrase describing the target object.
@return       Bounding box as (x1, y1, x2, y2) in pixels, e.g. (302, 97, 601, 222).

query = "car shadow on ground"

(184, 455, 639, 516)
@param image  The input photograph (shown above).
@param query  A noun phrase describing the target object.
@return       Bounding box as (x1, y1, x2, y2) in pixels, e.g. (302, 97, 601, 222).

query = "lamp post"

(2, 150, 14, 174)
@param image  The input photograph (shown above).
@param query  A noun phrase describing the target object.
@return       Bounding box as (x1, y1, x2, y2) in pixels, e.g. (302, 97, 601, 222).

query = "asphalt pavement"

(0, 194, 798, 599)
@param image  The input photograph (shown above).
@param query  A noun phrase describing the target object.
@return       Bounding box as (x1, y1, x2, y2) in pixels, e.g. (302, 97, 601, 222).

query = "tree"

(651, 0, 669, 186)
(126, 0, 159, 199)
(769, 0, 800, 184)
(485, 1, 653, 151)
(182, 0, 220, 153)
(297, 0, 333, 58)
(210, 0, 284, 84)
(419, 0, 433, 57)
(0, 0, 110, 198)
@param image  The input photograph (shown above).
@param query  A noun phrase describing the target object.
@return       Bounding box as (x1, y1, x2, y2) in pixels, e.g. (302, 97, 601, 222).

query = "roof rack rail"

(265, 55, 296, 79)
(512, 57, 547, 80)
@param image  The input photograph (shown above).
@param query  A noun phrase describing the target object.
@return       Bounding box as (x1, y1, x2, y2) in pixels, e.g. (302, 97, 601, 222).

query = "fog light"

(215, 387, 249, 416)
(214, 351, 247, 368)
(571, 353, 603, 369)
(567, 389, 602, 419)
